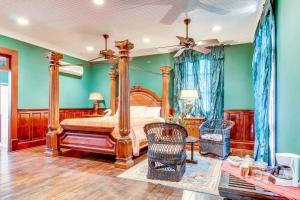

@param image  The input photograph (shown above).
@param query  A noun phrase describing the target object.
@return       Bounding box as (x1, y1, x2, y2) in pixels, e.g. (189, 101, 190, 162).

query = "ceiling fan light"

(86, 46, 94, 51)
(143, 38, 151, 43)
(212, 25, 221, 32)
(93, 0, 104, 5)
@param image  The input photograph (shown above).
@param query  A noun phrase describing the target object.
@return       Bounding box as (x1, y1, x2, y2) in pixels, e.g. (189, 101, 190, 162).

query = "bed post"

(45, 52, 63, 157)
(160, 66, 170, 121)
(108, 69, 118, 115)
(114, 40, 134, 169)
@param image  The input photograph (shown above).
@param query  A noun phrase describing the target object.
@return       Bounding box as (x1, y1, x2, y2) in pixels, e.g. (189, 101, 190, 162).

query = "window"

(0, 56, 8, 68)
(179, 61, 212, 115)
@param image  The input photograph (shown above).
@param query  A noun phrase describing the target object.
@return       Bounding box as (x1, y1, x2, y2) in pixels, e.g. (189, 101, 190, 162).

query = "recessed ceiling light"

(93, 0, 104, 5)
(143, 38, 151, 43)
(86, 46, 94, 51)
(17, 17, 29, 26)
(212, 25, 221, 32)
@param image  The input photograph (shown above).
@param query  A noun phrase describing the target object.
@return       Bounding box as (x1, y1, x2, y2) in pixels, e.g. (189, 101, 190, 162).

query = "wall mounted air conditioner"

(59, 61, 84, 77)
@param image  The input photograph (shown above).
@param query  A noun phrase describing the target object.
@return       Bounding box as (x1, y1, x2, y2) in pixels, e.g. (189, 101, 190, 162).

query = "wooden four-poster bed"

(44, 40, 171, 168)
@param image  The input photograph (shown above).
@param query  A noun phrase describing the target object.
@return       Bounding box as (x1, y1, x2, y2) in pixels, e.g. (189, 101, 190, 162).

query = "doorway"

(0, 57, 10, 151)
(0, 48, 18, 152)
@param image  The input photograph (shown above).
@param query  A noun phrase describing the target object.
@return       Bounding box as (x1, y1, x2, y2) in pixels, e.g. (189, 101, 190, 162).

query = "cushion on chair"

(201, 134, 222, 142)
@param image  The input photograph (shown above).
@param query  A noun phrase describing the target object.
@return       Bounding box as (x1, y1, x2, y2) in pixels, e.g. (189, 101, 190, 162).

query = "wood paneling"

(16, 108, 104, 150)
(224, 110, 255, 156)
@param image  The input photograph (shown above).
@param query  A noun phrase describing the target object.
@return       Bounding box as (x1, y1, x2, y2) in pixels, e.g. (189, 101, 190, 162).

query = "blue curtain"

(173, 47, 224, 120)
(174, 50, 201, 116)
(252, 0, 275, 164)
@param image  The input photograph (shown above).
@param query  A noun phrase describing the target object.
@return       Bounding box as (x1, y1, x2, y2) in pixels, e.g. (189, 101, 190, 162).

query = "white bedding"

(60, 115, 164, 156)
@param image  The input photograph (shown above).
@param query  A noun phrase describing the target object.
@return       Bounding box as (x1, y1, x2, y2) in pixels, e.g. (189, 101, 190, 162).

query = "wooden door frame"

(0, 47, 18, 151)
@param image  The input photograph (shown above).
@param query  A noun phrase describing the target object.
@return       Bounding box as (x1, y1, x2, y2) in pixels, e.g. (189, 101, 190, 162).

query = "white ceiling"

(0, 0, 263, 61)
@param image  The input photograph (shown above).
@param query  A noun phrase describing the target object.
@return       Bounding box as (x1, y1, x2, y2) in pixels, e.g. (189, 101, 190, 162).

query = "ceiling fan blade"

(155, 44, 181, 49)
(59, 63, 93, 67)
(160, 5, 182, 25)
(106, 49, 115, 55)
(174, 48, 186, 57)
(198, 1, 229, 15)
(176, 36, 188, 43)
(193, 46, 211, 55)
(196, 39, 220, 46)
(221, 40, 238, 46)
(88, 55, 104, 62)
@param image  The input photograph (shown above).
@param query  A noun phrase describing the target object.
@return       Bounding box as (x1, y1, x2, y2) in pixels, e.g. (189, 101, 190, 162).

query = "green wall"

(0, 34, 254, 112)
(224, 43, 254, 109)
(92, 45, 254, 109)
(0, 34, 93, 109)
(276, 0, 300, 154)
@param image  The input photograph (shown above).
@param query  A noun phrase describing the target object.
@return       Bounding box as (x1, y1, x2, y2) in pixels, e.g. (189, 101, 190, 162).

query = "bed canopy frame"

(44, 40, 170, 168)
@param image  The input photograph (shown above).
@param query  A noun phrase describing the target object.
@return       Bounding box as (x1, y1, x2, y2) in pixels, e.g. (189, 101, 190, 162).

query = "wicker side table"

(186, 136, 199, 164)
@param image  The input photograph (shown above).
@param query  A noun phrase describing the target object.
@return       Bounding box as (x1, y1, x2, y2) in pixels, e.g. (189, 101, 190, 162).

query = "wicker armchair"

(144, 122, 188, 182)
(199, 120, 234, 159)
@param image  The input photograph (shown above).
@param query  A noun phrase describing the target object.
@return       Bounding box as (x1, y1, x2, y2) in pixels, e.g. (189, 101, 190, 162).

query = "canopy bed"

(44, 40, 171, 169)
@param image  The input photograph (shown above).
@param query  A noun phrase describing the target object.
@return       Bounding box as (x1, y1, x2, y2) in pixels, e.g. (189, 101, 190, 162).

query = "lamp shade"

(89, 92, 103, 101)
(180, 89, 199, 99)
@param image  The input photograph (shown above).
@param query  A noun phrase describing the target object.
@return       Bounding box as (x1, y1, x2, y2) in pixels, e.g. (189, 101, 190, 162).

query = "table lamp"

(180, 89, 198, 117)
(89, 92, 103, 115)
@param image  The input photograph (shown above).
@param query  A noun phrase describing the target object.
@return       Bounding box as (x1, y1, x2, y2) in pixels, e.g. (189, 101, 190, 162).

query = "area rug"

(118, 152, 222, 195)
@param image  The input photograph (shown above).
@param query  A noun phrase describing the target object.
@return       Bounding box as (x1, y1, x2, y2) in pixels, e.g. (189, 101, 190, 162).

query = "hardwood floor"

(0, 146, 222, 200)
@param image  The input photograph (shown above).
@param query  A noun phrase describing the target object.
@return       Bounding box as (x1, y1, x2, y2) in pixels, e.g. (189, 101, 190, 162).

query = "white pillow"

(130, 106, 146, 118)
(144, 107, 161, 118)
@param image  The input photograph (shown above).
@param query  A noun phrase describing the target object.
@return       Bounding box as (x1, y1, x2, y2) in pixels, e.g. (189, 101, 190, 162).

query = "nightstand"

(184, 117, 205, 149)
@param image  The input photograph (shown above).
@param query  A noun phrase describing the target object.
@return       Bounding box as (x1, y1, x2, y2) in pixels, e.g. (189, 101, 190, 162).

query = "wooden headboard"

(116, 86, 162, 107)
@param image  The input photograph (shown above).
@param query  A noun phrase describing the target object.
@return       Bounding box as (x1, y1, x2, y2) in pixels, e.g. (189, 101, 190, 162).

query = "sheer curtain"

(252, 0, 275, 165)
(173, 47, 224, 120)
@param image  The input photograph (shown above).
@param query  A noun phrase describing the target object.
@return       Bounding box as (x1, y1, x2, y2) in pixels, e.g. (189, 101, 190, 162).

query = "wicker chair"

(144, 122, 188, 182)
(199, 120, 234, 159)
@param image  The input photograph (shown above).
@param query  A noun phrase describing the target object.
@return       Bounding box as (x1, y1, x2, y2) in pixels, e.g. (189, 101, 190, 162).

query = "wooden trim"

(0, 47, 18, 152)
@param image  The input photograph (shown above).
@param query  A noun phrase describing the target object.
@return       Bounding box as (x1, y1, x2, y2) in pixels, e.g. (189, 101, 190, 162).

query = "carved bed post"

(45, 52, 63, 157)
(160, 66, 171, 121)
(108, 69, 118, 115)
(114, 40, 134, 169)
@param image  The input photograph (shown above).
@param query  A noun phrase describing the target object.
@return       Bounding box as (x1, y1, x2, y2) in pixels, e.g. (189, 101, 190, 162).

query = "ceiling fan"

(157, 18, 221, 57)
(88, 34, 118, 66)
(59, 34, 118, 68)
(159, 0, 228, 25)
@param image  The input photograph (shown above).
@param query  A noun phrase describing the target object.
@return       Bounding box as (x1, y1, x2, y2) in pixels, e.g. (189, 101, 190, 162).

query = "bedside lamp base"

(93, 101, 99, 115)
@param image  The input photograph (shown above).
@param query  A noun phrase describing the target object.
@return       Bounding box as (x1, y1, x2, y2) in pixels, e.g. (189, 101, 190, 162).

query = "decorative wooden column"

(45, 52, 63, 157)
(160, 66, 171, 121)
(108, 69, 118, 115)
(114, 40, 134, 169)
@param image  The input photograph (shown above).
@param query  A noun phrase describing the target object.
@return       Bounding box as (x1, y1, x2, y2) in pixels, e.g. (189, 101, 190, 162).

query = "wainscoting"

(224, 110, 255, 156)
(15, 108, 255, 154)
(15, 108, 104, 150)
